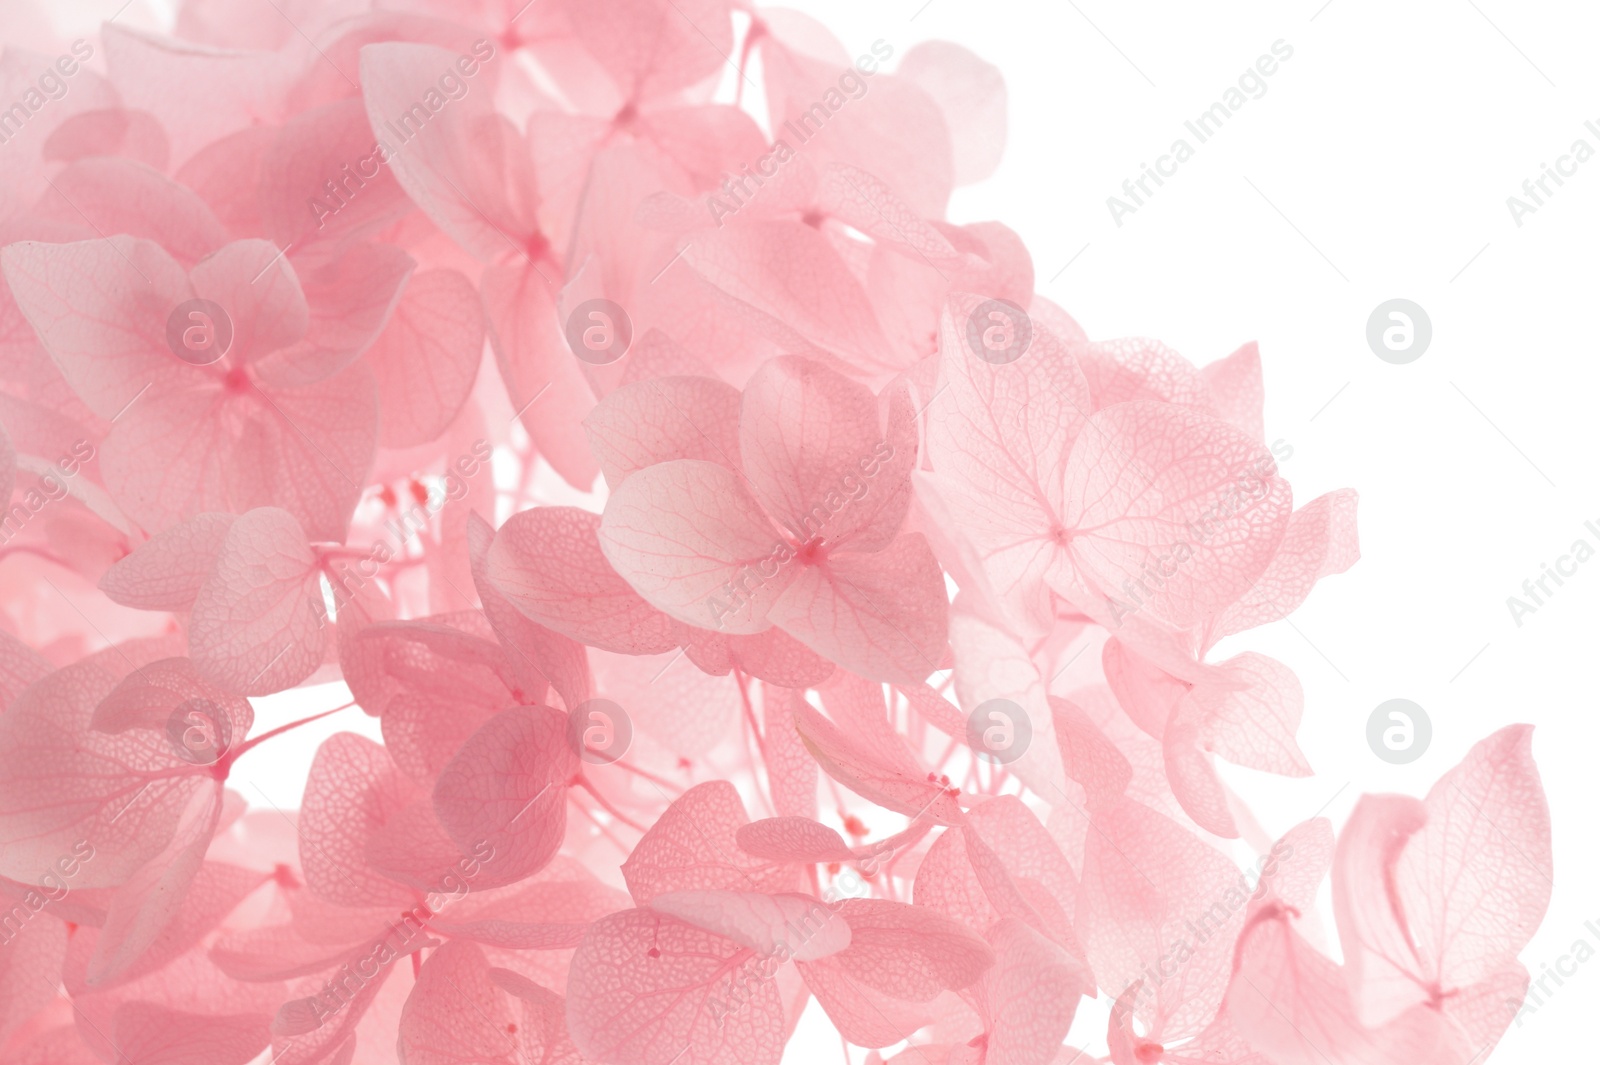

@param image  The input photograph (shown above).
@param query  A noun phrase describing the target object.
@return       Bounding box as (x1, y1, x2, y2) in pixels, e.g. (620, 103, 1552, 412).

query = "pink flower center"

(794, 536, 828, 567)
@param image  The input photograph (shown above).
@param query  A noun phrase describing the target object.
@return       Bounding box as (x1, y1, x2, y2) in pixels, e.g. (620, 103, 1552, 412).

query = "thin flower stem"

(576, 776, 648, 833)
(611, 760, 684, 794)
(225, 703, 355, 763)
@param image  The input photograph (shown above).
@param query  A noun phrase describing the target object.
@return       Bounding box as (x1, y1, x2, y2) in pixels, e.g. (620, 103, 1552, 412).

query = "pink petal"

(1077, 799, 1242, 1040)
(0, 915, 67, 1050)
(791, 698, 962, 824)
(621, 781, 792, 904)
(396, 940, 519, 1065)
(0, 236, 189, 420)
(42, 107, 170, 171)
(895, 43, 1007, 186)
(487, 506, 678, 655)
(99, 361, 378, 542)
(599, 458, 792, 635)
(1210, 488, 1360, 644)
(1051, 696, 1133, 813)
(739, 356, 913, 551)
(1193, 652, 1311, 778)
(258, 99, 411, 253)
(1074, 338, 1209, 412)
(188, 507, 325, 696)
(650, 890, 851, 962)
(483, 261, 600, 490)
(1395, 725, 1551, 995)
(736, 817, 855, 864)
(683, 223, 895, 374)
(298, 732, 422, 910)
(254, 242, 415, 390)
(1225, 904, 1445, 1065)
(357, 42, 536, 261)
(189, 240, 310, 366)
(584, 375, 743, 489)
(1201, 341, 1265, 442)
(1061, 401, 1291, 629)
(431, 706, 576, 887)
(365, 268, 484, 448)
(84, 784, 224, 987)
(926, 294, 1092, 629)
(566, 907, 785, 1065)
(98, 513, 236, 612)
(466, 512, 593, 711)
(725, 628, 836, 688)
(0, 642, 209, 890)
(0, 628, 51, 712)
(560, 0, 734, 100)
(1332, 793, 1432, 1027)
(113, 1002, 271, 1065)
(795, 899, 994, 1047)
(767, 534, 948, 684)
(30, 158, 227, 267)
(969, 918, 1090, 1065)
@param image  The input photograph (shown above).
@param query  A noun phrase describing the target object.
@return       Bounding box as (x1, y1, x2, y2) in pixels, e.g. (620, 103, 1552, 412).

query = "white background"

(776, 0, 1600, 1058)
(35, 1, 1597, 1061)
(906, 0, 1599, 1059)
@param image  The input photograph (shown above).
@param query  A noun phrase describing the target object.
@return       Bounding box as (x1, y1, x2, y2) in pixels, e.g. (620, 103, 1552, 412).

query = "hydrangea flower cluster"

(0, 2, 1550, 1064)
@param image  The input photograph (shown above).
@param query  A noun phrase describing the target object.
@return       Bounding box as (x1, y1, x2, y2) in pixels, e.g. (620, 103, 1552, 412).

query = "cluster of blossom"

(0, 2, 1551, 1064)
